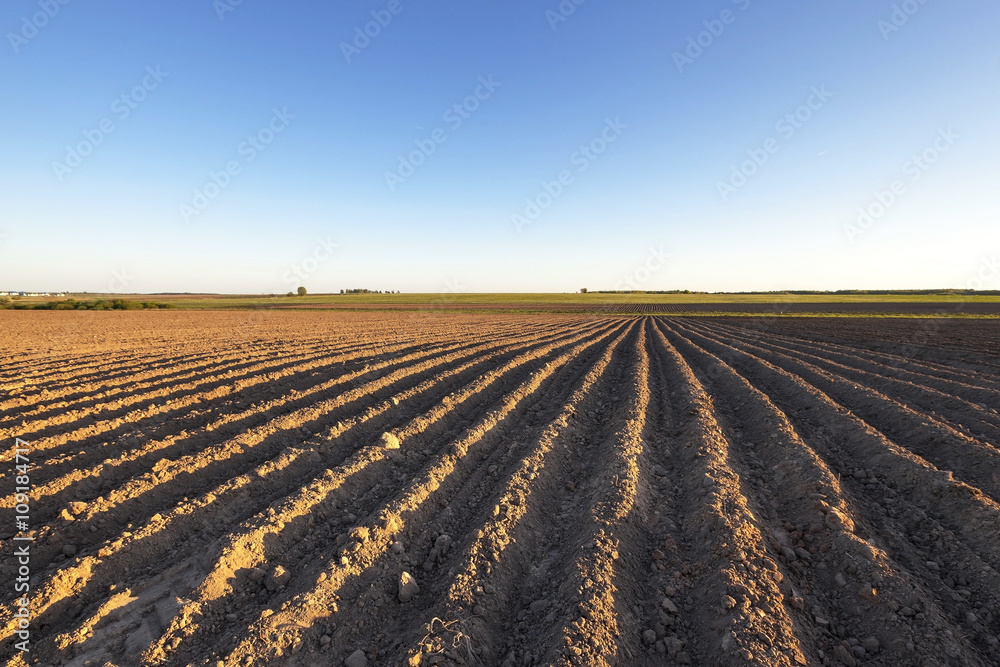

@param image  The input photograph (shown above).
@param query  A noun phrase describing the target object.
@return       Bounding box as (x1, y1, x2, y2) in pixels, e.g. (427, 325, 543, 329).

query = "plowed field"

(2, 311, 999, 667)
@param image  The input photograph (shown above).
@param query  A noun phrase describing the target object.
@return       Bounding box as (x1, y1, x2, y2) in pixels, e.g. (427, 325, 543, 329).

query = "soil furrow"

(398, 323, 633, 667)
(701, 319, 1000, 394)
(664, 318, 1000, 665)
(6, 322, 618, 660)
(689, 324, 1000, 428)
(640, 320, 808, 667)
(660, 319, 964, 666)
(5, 312, 998, 667)
(681, 320, 1000, 503)
(210, 322, 627, 667)
(0, 336, 398, 428)
(544, 319, 651, 667)
(15, 320, 601, 497)
(2, 334, 473, 452)
(23, 322, 609, 555)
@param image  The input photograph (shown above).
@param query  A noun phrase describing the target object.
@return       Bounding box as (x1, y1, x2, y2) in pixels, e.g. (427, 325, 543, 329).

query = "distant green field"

(38, 291, 1000, 309)
(0, 291, 989, 317)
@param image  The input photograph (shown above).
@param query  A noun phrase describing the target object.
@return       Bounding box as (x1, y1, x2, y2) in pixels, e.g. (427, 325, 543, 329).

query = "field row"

(1, 312, 998, 666)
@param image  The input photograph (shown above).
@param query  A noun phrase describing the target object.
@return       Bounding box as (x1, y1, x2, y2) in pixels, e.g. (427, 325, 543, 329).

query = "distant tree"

(297, 286, 307, 297)
(580, 288, 588, 294)
(286, 291, 294, 297)
(339, 289, 344, 294)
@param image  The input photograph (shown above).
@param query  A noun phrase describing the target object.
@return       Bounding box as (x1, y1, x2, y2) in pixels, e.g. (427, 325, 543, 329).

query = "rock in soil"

(382, 432, 401, 449)
(344, 649, 368, 667)
(399, 571, 420, 602)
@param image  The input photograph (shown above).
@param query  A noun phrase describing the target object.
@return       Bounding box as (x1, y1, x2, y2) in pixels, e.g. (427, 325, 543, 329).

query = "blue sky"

(1, 0, 998, 293)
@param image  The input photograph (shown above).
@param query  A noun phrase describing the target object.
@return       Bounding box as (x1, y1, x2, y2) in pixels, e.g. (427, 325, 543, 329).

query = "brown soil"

(1, 311, 998, 667)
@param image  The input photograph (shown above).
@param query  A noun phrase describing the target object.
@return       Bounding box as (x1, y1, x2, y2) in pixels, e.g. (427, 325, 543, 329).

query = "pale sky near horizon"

(1, 1, 998, 294)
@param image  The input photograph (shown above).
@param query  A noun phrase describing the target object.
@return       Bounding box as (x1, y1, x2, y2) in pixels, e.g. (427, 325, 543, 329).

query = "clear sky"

(1, 0, 998, 293)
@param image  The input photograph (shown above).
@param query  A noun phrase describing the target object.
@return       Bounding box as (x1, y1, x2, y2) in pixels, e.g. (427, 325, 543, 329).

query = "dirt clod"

(266, 565, 291, 591)
(832, 643, 857, 666)
(824, 508, 855, 533)
(399, 571, 420, 603)
(344, 649, 368, 667)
